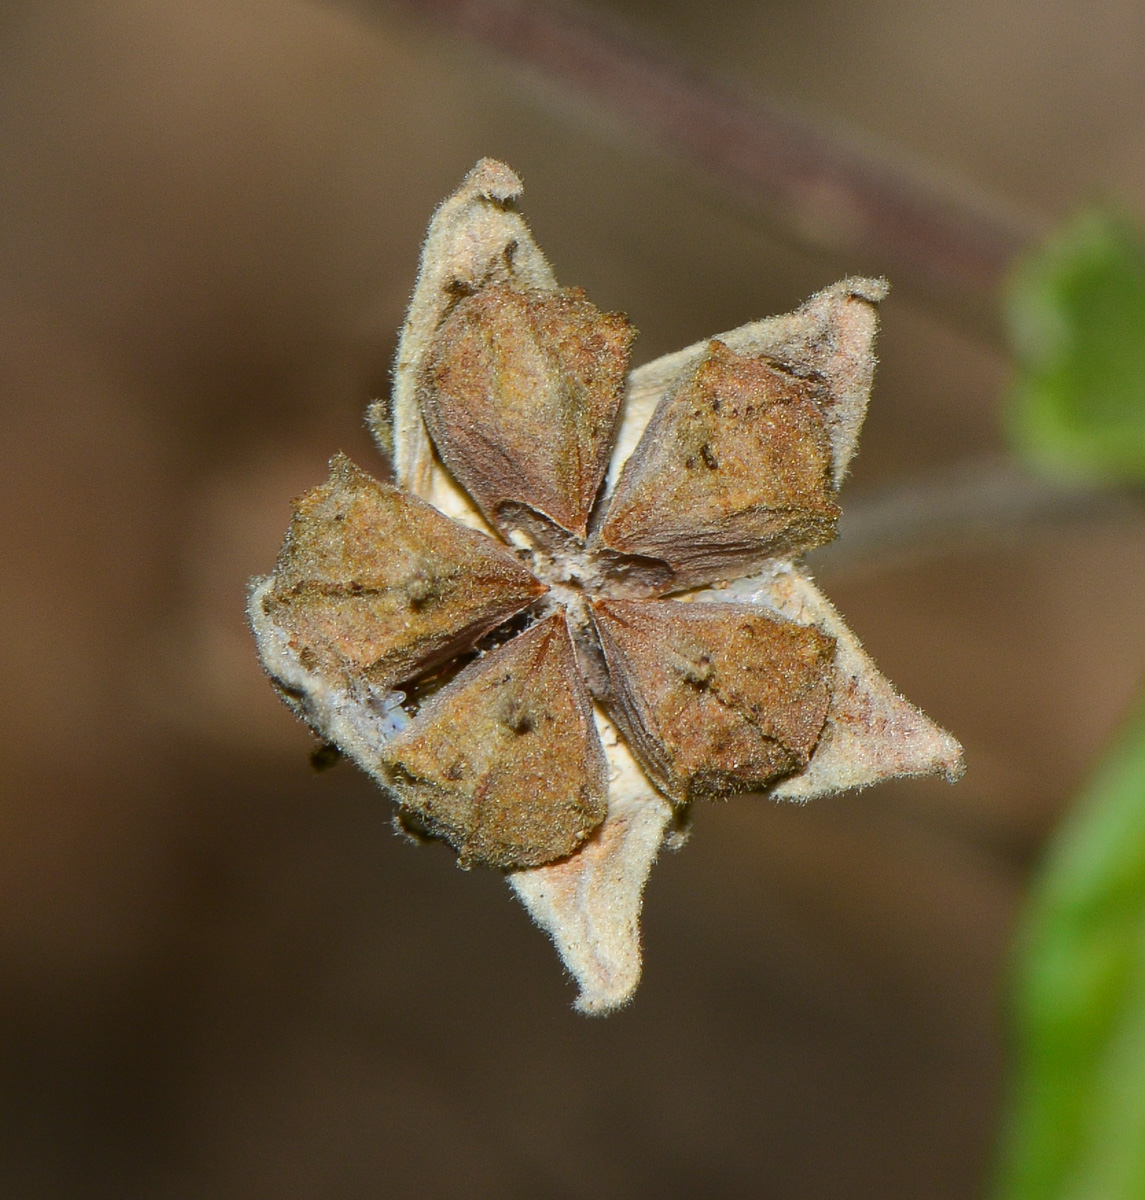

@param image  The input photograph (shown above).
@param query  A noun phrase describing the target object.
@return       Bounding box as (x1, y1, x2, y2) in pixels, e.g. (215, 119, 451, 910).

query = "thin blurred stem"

(809, 457, 1143, 578)
(383, 0, 1046, 341)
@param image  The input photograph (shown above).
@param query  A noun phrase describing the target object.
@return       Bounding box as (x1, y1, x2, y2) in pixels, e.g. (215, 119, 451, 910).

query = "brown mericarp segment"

(597, 340, 841, 591)
(381, 612, 609, 870)
(264, 454, 546, 690)
(419, 283, 636, 537)
(592, 599, 836, 803)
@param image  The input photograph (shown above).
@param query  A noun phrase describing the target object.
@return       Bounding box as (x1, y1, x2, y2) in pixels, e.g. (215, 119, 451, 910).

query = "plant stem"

(383, 0, 1046, 340)
(809, 457, 1142, 578)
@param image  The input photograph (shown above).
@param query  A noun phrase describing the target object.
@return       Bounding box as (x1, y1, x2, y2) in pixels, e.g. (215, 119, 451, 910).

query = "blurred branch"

(809, 457, 1143, 578)
(382, 0, 1046, 341)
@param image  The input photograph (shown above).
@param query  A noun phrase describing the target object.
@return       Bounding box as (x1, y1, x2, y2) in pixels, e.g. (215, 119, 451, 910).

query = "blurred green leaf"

(995, 696, 1145, 1200)
(1007, 209, 1145, 484)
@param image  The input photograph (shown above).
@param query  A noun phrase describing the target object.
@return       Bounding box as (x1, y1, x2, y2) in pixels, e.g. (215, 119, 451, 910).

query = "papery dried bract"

(597, 340, 840, 589)
(263, 454, 545, 692)
(608, 278, 889, 507)
(727, 564, 966, 800)
(592, 598, 836, 803)
(372, 159, 558, 514)
(250, 158, 963, 1015)
(419, 284, 635, 537)
(383, 612, 608, 869)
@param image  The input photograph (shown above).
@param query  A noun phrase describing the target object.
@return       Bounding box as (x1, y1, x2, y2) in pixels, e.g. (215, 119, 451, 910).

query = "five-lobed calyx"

(249, 158, 964, 1013)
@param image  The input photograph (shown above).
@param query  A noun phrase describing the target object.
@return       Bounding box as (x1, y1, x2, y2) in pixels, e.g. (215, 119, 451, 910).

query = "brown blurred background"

(2, 1, 1145, 1196)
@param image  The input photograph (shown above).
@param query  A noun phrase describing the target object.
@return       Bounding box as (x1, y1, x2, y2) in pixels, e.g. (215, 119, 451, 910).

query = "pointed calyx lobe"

(592, 599, 836, 803)
(381, 612, 608, 869)
(263, 454, 545, 691)
(596, 339, 840, 592)
(418, 283, 635, 537)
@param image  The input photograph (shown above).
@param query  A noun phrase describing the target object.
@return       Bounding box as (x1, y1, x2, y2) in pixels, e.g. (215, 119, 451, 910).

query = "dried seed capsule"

(418, 283, 635, 538)
(263, 454, 546, 692)
(596, 340, 840, 591)
(591, 598, 836, 803)
(382, 612, 609, 869)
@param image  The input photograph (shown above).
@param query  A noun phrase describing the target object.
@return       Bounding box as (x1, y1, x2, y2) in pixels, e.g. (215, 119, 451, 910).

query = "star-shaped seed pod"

(249, 159, 964, 1014)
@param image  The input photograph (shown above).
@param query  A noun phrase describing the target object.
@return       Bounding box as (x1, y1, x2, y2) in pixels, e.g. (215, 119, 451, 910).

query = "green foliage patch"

(996, 700, 1145, 1199)
(1008, 209, 1145, 485)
